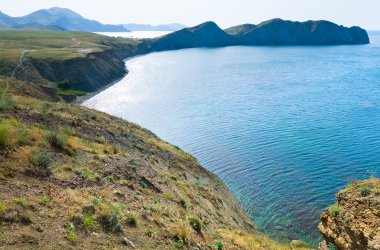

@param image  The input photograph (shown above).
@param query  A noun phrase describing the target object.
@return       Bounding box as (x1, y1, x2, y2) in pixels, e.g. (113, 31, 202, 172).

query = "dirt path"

(63, 38, 82, 49)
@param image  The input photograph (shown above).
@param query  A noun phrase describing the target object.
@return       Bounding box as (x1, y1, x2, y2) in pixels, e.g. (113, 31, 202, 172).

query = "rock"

(318, 178, 380, 250)
(290, 240, 308, 248)
(121, 237, 135, 248)
(318, 240, 328, 250)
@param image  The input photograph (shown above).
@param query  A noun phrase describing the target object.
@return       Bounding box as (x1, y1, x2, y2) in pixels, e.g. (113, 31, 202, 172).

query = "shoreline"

(76, 55, 142, 104)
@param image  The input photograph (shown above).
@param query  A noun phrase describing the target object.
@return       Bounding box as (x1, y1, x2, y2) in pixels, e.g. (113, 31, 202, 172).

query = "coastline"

(76, 55, 141, 104)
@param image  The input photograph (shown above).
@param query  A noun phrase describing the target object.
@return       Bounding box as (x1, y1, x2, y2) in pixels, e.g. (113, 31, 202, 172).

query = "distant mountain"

(147, 21, 235, 51)
(123, 23, 186, 31)
(146, 19, 369, 51)
(235, 19, 369, 45)
(0, 7, 129, 32)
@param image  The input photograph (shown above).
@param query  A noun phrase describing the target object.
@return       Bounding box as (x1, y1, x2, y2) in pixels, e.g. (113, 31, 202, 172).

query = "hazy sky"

(1, 0, 379, 29)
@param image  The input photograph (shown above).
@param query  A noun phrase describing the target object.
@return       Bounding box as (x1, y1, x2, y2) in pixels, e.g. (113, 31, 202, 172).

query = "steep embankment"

(0, 79, 311, 249)
(318, 178, 380, 250)
(0, 30, 147, 94)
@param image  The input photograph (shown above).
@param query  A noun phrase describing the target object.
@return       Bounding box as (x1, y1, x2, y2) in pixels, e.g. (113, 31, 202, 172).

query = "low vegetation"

(0, 78, 311, 249)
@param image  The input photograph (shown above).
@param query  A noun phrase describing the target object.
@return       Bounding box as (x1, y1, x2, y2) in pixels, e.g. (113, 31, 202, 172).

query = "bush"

(0, 124, 10, 147)
(39, 196, 52, 206)
(65, 222, 77, 242)
(125, 213, 137, 226)
(146, 228, 155, 237)
(330, 205, 341, 216)
(0, 95, 16, 111)
(14, 198, 28, 208)
(97, 203, 123, 233)
(27, 150, 52, 177)
(215, 241, 223, 250)
(83, 215, 97, 230)
(188, 217, 202, 232)
(360, 186, 371, 197)
(179, 199, 187, 209)
(46, 131, 68, 150)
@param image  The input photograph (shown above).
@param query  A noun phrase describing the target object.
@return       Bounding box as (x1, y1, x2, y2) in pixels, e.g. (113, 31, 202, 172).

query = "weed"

(14, 198, 28, 208)
(28, 150, 52, 177)
(107, 175, 115, 182)
(46, 130, 68, 150)
(97, 203, 123, 233)
(0, 124, 10, 147)
(125, 213, 137, 226)
(214, 241, 223, 250)
(179, 198, 187, 209)
(83, 215, 97, 230)
(119, 179, 128, 185)
(360, 186, 371, 197)
(0, 94, 16, 111)
(188, 217, 202, 232)
(146, 228, 155, 237)
(171, 222, 188, 242)
(329, 205, 341, 216)
(65, 222, 77, 242)
(173, 239, 185, 249)
(39, 196, 52, 206)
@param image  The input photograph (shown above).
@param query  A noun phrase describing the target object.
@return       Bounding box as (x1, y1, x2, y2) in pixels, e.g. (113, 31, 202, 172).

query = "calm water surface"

(84, 35, 380, 246)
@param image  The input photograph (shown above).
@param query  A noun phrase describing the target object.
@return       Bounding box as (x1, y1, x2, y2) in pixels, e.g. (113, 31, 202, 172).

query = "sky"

(1, 0, 379, 30)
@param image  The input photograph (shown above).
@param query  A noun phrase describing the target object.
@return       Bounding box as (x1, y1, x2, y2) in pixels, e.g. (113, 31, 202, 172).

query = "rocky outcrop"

(318, 178, 380, 250)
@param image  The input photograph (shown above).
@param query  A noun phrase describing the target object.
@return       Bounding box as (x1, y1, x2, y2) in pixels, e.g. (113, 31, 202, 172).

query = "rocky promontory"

(318, 178, 380, 250)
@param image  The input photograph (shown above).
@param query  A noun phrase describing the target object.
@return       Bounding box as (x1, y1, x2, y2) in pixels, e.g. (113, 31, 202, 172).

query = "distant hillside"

(124, 23, 186, 31)
(146, 19, 369, 51)
(0, 8, 128, 32)
(236, 19, 370, 45)
(148, 21, 235, 51)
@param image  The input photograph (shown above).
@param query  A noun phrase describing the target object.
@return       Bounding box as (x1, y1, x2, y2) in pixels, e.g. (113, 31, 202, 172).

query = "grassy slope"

(0, 30, 137, 61)
(0, 78, 312, 249)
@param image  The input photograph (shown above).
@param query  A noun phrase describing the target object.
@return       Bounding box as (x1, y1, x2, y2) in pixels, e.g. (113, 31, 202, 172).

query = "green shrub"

(0, 124, 10, 147)
(125, 213, 137, 226)
(39, 196, 52, 206)
(179, 199, 187, 209)
(30, 151, 51, 168)
(97, 203, 123, 233)
(330, 205, 341, 216)
(65, 222, 77, 242)
(173, 239, 185, 249)
(0, 95, 16, 111)
(360, 186, 371, 197)
(83, 215, 97, 230)
(214, 241, 223, 250)
(14, 198, 28, 208)
(46, 130, 68, 150)
(28, 150, 52, 177)
(146, 228, 155, 237)
(188, 217, 202, 232)
(107, 175, 115, 182)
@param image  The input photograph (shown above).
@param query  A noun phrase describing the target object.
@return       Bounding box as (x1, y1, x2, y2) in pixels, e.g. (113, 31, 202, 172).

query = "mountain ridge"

(0, 7, 128, 32)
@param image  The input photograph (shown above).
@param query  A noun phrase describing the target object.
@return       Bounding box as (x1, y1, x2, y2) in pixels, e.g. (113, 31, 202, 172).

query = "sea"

(85, 31, 380, 246)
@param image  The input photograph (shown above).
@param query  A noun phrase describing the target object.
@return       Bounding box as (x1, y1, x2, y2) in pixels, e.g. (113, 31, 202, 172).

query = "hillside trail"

(63, 38, 82, 49)
(11, 49, 36, 79)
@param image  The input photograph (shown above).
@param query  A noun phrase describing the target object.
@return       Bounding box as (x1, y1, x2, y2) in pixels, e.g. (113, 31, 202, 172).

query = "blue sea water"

(84, 34, 380, 246)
